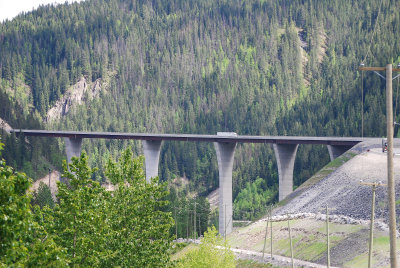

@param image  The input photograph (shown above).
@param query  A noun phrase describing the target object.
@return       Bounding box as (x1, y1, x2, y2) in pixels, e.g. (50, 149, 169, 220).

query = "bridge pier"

(273, 144, 299, 201)
(143, 140, 162, 182)
(327, 145, 352, 161)
(214, 133, 237, 237)
(65, 137, 82, 163)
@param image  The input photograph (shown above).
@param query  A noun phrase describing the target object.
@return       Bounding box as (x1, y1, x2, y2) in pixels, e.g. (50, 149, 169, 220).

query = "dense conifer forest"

(1, 0, 400, 220)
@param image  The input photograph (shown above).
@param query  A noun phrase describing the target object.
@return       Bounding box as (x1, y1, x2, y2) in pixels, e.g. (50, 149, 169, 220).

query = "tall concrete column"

(143, 140, 162, 182)
(327, 145, 352, 161)
(273, 144, 299, 201)
(214, 132, 237, 237)
(64, 137, 83, 163)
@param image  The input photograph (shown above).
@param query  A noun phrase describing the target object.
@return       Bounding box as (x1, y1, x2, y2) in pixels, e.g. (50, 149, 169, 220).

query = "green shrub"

(177, 226, 236, 268)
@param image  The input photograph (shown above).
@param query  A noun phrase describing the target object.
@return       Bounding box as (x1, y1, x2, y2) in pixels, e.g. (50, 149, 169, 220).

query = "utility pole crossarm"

(359, 67, 400, 72)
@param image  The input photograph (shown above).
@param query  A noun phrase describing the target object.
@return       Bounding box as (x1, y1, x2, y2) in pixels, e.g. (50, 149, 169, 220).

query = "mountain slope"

(1, 0, 400, 200)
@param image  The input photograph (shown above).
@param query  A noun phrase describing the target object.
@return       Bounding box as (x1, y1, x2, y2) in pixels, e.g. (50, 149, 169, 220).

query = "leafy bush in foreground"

(0, 143, 173, 266)
(177, 226, 236, 268)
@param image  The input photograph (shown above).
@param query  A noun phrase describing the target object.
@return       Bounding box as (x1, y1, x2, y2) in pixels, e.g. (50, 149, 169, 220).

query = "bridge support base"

(65, 137, 82, 163)
(214, 137, 236, 237)
(273, 144, 299, 201)
(143, 140, 162, 182)
(327, 145, 352, 161)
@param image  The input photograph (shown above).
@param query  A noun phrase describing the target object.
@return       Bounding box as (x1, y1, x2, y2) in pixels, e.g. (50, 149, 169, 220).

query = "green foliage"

(42, 149, 172, 266)
(0, 141, 65, 266)
(1, 141, 174, 266)
(166, 183, 211, 239)
(104, 148, 174, 267)
(46, 153, 110, 266)
(169, 242, 189, 256)
(236, 259, 275, 267)
(177, 226, 236, 268)
(234, 177, 277, 220)
(0, 151, 33, 264)
(32, 182, 55, 209)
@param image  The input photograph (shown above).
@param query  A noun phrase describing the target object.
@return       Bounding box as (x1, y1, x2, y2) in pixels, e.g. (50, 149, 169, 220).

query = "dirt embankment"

(30, 170, 61, 199)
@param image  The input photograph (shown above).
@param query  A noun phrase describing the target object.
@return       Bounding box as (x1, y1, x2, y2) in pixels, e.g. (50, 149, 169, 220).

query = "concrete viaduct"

(11, 129, 363, 236)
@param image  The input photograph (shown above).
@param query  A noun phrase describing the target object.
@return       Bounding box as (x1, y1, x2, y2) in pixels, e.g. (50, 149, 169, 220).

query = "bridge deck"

(10, 129, 366, 146)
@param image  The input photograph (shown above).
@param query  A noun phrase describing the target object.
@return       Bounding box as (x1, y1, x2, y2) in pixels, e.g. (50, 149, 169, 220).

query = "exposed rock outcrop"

(0, 117, 12, 134)
(46, 76, 106, 122)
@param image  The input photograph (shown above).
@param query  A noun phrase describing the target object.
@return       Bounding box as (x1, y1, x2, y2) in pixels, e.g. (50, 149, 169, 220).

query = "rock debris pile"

(274, 141, 400, 228)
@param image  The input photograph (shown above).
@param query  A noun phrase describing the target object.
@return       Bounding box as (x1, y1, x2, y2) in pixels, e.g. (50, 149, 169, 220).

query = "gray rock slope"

(275, 140, 400, 223)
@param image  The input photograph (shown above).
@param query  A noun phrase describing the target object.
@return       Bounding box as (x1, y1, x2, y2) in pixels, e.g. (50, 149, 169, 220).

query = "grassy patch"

(317, 222, 364, 234)
(295, 241, 326, 261)
(232, 219, 367, 263)
(236, 259, 275, 267)
(171, 243, 199, 261)
(344, 252, 369, 268)
(233, 221, 252, 228)
(274, 238, 291, 256)
(228, 235, 250, 249)
(325, 152, 357, 169)
(374, 236, 389, 247)
(230, 216, 396, 267)
(169, 242, 189, 256)
(330, 235, 343, 243)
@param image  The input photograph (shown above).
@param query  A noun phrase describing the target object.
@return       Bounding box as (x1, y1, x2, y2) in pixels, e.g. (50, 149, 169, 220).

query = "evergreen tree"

(32, 182, 55, 209)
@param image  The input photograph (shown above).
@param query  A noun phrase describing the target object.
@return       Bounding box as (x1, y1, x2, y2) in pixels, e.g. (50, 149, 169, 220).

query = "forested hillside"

(1, 0, 400, 219)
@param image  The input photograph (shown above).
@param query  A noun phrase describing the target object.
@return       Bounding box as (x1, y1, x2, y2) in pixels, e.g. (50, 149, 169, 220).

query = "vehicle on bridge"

(382, 138, 388, 152)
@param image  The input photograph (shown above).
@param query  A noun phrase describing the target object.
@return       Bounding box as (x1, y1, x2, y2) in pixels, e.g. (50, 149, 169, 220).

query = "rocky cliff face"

(46, 76, 106, 122)
(0, 117, 12, 134)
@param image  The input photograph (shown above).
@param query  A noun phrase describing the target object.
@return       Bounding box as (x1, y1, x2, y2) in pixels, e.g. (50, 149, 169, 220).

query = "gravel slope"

(275, 140, 400, 223)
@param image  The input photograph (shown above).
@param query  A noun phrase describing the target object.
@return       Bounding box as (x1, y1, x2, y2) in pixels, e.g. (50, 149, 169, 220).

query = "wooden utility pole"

(369, 184, 376, 268)
(198, 214, 200, 237)
(359, 64, 400, 268)
(48, 168, 51, 189)
(287, 214, 294, 268)
(270, 204, 273, 259)
(193, 202, 196, 240)
(174, 207, 177, 239)
(326, 205, 330, 268)
(319, 206, 336, 267)
(385, 64, 396, 268)
(262, 207, 270, 260)
(360, 181, 387, 268)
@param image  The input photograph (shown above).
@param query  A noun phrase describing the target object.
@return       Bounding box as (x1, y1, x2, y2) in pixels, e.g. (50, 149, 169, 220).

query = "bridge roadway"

(10, 129, 362, 145)
(11, 129, 366, 236)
